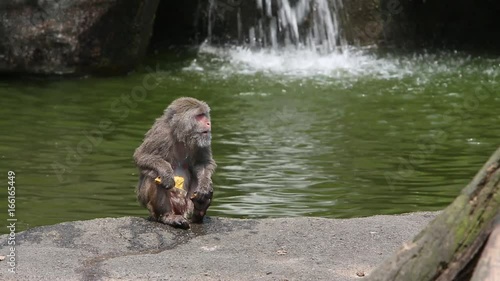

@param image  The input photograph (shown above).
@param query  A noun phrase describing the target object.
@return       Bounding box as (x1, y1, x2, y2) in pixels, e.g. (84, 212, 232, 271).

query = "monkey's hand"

(154, 171, 175, 189)
(190, 183, 213, 214)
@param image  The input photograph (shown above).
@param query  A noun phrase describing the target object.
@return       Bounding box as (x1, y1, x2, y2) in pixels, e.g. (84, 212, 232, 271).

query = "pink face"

(194, 113, 211, 147)
(196, 113, 211, 134)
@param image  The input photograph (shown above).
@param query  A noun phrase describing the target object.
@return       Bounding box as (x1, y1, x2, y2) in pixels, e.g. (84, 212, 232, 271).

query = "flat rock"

(0, 212, 438, 280)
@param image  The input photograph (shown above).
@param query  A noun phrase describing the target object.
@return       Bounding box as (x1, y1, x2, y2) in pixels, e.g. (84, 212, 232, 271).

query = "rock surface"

(0, 0, 159, 76)
(0, 212, 437, 280)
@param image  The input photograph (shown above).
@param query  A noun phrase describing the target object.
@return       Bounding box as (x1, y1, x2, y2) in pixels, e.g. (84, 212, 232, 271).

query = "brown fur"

(134, 97, 216, 229)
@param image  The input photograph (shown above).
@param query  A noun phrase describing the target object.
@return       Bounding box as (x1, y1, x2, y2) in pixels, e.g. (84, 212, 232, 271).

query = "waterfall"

(192, 0, 382, 78)
(207, 0, 346, 53)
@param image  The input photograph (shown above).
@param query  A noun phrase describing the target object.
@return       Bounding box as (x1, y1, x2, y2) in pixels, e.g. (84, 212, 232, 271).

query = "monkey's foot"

(190, 212, 205, 224)
(161, 214, 190, 229)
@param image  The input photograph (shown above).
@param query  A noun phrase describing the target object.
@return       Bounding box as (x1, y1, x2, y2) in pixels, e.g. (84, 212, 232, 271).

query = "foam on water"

(186, 44, 500, 85)
(203, 44, 403, 77)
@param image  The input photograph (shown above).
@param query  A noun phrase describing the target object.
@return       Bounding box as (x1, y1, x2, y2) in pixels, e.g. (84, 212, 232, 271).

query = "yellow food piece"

(174, 176, 185, 190)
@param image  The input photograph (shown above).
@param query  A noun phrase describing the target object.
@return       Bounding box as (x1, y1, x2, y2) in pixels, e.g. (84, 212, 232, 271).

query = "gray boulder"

(0, 0, 159, 76)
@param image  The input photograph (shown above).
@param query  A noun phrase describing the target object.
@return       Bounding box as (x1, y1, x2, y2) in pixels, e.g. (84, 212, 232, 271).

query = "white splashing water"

(196, 44, 406, 79)
(197, 1, 500, 80)
(201, 0, 402, 78)
(188, 44, 500, 86)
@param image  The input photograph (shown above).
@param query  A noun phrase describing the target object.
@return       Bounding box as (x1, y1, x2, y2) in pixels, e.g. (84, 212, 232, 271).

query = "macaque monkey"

(134, 97, 216, 229)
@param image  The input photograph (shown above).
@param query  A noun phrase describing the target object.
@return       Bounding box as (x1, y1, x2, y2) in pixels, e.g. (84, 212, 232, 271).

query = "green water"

(0, 48, 499, 233)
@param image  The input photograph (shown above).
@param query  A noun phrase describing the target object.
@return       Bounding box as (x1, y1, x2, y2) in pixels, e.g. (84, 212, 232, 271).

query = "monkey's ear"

(164, 108, 176, 121)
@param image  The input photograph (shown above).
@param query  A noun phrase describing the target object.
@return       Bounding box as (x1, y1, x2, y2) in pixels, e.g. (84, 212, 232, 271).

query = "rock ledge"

(0, 212, 438, 280)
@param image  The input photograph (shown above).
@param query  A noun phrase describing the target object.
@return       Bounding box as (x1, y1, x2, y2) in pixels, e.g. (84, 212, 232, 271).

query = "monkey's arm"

(194, 159, 216, 188)
(133, 145, 175, 188)
(192, 152, 216, 195)
(191, 158, 216, 215)
(193, 146, 216, 183)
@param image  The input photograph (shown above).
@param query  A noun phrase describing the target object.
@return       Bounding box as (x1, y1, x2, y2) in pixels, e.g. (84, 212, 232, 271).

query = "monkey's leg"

(145, 202, 158, 221)
(138, 176, 173, 222)
(137, 175, 158, 220)
(159, 188, 190, 229)
(139, 173, 191, 229)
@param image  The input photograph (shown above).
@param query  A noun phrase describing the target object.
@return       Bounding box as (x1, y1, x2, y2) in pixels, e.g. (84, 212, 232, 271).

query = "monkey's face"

(173, 110, 211, 148)
(166, 98, 212, 148)
(192, 112, 211, 147)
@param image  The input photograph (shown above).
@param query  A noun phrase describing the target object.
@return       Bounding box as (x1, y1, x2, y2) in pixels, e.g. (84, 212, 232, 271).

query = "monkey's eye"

(195, 113, 206, 121)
